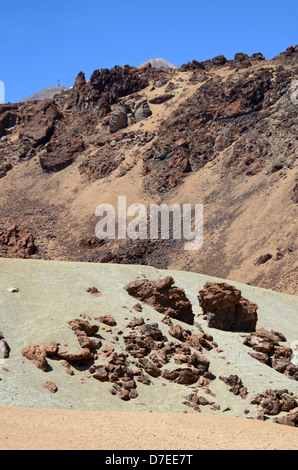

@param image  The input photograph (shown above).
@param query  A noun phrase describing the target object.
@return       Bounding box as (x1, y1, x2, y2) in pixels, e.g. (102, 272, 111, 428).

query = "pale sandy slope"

(1, 407, 298, 450)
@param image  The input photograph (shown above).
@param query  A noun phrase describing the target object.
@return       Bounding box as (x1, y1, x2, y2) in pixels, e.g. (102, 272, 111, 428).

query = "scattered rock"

(7, 286, 19, 293)
(243, 328, 298, 380)
(254, 253, 273, 265)
(133, 303, 143, 312)
(274, 408, 298, 427)
(0, 337, 10, 359)
(98, 315, 117, 327)
(219, 375, 248, 398)
(251, 389, 298, 425)
(42, 381, 58, 393)
(86, 287, 102, 297)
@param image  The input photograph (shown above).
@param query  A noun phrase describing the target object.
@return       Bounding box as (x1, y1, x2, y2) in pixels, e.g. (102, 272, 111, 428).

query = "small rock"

(7, 287, 19, 293)
(42, 381, 58, 393)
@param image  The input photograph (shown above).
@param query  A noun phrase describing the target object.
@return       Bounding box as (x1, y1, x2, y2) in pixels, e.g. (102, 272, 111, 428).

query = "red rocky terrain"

(17, 276, 298, 426)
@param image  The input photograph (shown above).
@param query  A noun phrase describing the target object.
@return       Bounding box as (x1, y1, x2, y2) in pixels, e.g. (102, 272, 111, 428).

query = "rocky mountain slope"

(0, 46, 297, 295)
(20, 85, 69, 103)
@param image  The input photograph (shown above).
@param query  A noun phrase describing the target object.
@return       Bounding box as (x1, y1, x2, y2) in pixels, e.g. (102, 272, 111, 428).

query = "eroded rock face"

(20, 100, 63, 147)
(109, 105, 129, 133)
(0, 224, 37, 259)
(134, 100, 152, 122)
(124, 276, 195, 325)
(87, 66, 149, 106)
(198, 281, 258, 331)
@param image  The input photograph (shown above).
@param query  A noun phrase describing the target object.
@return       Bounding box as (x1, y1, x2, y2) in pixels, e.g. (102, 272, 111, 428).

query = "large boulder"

(198, 281, 258, 331)
(109, 105, 128, 133)
(124, 276, 195, 325)
(22, 341, 58, 371)
(134, 100, 152, 122)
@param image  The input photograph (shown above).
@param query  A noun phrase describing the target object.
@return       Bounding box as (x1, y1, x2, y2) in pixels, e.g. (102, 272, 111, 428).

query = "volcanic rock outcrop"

(0, 224, 37, 259)
(124, 276, 195, 325)
(198, 281, 258, 331)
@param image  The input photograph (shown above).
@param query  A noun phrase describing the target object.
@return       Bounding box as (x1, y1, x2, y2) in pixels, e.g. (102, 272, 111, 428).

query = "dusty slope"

(1, 407, 298, 450)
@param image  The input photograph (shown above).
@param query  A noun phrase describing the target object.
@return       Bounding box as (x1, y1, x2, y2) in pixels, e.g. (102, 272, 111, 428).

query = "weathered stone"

(92, 367, 109, 382)
(0, 338, 10, 359)
(22, 341, 58, 371)
(98, 315, 117, 327)
(0, 224, 37, 259)
(124, 276, 194, 325)
(109, 105, 128, 133)
(198, 281, 258, 331)
(219, 375, 247, 398)
(42, 381, 58, 393)
(134, 100, 152, 122)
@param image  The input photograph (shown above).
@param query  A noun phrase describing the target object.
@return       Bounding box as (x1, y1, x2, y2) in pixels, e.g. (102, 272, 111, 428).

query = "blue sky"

(1, 0, 297, 103)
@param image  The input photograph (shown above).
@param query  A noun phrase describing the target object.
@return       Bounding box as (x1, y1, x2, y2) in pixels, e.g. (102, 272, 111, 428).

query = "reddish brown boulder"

(174, 368, 202, 385)
(22, 341, 58, 371)
(219, 375, 248, 398)
(92, 367, 109, 382)
(0, 224, 37, 259)
(118, 389, 130, 401)
(138, 323, 163, 341)
(251, 389, 298, 422)
(198, 281, 258, 331)
(274, 408, 298, 427)
(162, 369, 180, 381)
(169, 324, 190, 342)
(67, 319, 99, 349)
(243, 328, 298, 380)
(56, 347, 93, 363)
(98, 315, 116, 327)
(124, 276, 194, 325)
(42, 381, 58, 393)
(139, 358, 161, 377)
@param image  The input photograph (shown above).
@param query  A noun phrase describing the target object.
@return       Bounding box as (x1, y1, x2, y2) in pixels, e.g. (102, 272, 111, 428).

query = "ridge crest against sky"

(0, 0, 297, 103)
